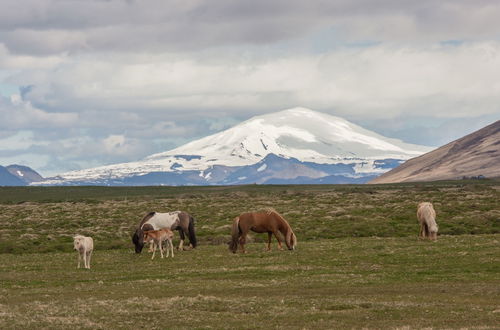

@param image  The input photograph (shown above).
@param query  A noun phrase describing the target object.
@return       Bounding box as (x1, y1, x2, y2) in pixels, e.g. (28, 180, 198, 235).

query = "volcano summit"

(36, 108, 432, 186)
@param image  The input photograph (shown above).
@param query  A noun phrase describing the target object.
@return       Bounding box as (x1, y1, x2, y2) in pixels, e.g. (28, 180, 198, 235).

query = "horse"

(143, 229, 175, 260)
(417, 202, 438, 240)
(132, 211, 197, 253)
(73, 235, 94, 269)
(229, 209, 297, 253)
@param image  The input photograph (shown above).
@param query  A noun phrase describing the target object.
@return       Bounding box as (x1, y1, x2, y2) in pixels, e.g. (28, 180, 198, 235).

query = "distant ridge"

(0, 164, 43, 186)
(7, 165, 44, 184)
(370, 120, 500, 183)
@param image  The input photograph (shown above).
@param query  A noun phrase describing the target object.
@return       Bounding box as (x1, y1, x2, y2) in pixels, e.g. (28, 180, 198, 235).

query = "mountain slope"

(370, 120, 500, 183)
(36, 107, 432, 186)
(7, 165, 44, 184)
(0, 166, 27, 186)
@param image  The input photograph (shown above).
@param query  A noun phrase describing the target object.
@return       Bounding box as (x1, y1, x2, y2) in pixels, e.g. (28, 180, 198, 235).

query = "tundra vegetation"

(0, 180, 499, 329)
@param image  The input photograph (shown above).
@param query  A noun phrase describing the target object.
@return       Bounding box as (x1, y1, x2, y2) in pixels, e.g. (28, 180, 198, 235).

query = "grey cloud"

(357, 114, 500, 147)
(0, 91, 239, 174)
(1, 0, 500, 175)
(1, 0, 500, 55)
(0, 94, 79, 130)
(8, 42, 500, 126)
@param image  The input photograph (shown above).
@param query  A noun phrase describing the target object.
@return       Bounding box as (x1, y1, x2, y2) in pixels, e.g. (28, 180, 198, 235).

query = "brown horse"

(229, 209, 297, 253)
(143, 229, 175, 260)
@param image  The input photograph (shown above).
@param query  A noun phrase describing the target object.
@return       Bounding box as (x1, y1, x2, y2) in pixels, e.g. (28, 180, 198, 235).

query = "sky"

(1, 0, 499, 177)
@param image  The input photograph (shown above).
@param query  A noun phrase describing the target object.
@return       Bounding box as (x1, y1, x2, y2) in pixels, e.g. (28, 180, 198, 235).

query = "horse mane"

(139, 212, 156, 227)
(132, 212, 156, 254)
(265, 209, 297, 247)
(264, 207, 276, 214)
(250, 207, 284, 218)
(261, 208, 288, 225)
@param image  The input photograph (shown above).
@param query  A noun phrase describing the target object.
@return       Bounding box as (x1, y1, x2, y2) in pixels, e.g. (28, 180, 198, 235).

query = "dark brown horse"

(229, 209, 297, 253)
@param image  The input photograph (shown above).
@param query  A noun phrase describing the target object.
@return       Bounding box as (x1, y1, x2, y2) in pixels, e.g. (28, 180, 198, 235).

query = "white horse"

(132, 211, 197, 253)
(417, 202, 438, 240)
(73, 235, 94, 269)
(143, 229, 175, 260)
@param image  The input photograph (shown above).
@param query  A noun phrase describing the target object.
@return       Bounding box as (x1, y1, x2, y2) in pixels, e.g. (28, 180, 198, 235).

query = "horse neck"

(272, 212, 291, 235)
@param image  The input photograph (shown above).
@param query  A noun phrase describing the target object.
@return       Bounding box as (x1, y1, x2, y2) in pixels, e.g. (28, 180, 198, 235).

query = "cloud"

(0, 1, 499, 175)
(0, 94, 79, 131)
(7, 42, 500, 121)
(357, 113, 499, 147)
(1, 1, 500, 55)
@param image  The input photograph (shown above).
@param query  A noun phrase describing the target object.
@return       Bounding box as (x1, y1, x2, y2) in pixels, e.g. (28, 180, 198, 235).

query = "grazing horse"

(132, 211, 197, 253)
(417, 202, 438, 240)
(73, 235, 93, 269)
(143, 229, 175, 260)
(229, 209, 297, 253)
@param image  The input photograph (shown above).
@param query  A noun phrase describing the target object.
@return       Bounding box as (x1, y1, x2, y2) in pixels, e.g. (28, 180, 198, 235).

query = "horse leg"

(239, 234, 247, 253)
(170, 239, 174, 258)
(85, 251, 90, 269)
(177, 229, 185, 250)
(274, 231, 283, 250)
(151, 241, 157, 260)
(424, 223, 430, 239)
(82, 250, 88, 269)
(266, 232, 272, 251)
(87, 250, 92, 269)
(181, 224, 192, 250)
(77, 253, 81, 269)
(160, 240, 165, 259)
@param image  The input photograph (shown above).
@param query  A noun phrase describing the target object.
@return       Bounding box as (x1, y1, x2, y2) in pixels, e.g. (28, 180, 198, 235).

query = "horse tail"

(188, 215, 197, 248)
(229, 216, 241, 253)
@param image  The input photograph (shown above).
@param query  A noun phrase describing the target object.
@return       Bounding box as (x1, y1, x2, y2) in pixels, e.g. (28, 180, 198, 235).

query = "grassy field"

(0, 181, 498, 253)
(0, 181, 499, 329)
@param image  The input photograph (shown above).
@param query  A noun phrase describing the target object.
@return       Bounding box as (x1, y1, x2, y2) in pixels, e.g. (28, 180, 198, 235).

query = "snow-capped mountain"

(35, 107, 433, 186)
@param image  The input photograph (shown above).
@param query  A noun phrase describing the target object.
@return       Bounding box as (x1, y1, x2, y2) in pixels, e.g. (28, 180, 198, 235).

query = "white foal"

(73, 235, 94, 269)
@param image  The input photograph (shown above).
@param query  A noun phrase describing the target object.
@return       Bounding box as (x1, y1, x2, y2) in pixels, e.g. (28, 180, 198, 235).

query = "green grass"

(0, 181, 498, 253)
(0, 236, 498, 329)
(0, 181, 499, 328)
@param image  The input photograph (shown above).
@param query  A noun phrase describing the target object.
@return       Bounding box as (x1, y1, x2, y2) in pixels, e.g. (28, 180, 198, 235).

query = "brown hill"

(370, 120, 500, 183)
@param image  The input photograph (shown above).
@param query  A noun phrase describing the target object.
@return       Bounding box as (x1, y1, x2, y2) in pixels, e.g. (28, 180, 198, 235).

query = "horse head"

(132, 228, 145, 253)
(429, 224, 438, 240)
(73, 235, 85, 251)
(285, 230, 297, 250)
